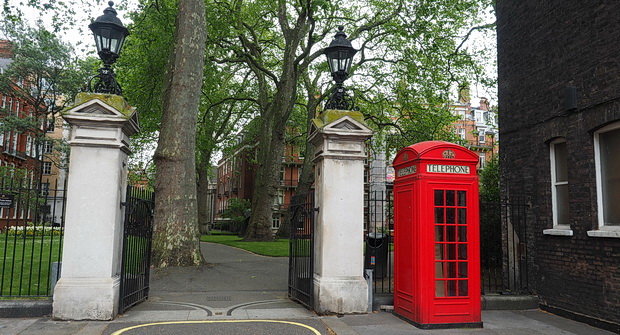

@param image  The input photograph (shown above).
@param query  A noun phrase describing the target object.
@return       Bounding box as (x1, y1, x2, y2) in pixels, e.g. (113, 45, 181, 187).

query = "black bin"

(364, 232, 389, 279)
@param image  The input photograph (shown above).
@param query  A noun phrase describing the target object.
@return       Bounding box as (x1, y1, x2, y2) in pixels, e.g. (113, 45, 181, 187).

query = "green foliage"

(479, 155, 500, 202)
(200, 234, 289, 257)
(220, 198, 252, 235)
(0, 21, 93, 117)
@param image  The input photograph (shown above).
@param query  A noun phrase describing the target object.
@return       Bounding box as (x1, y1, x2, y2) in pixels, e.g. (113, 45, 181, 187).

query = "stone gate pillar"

(308, 109, 373, 314)
(53, 93, 139, 320)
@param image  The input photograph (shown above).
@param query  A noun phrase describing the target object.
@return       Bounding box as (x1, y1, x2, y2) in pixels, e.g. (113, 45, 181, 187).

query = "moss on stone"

(63, 92, 135, 118)
(312, 109, 366, 129)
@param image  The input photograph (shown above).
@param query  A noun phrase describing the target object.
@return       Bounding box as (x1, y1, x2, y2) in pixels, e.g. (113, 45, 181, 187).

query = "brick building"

(215, 133, 305, 233)
(497, 1, 620, 331)
(0, 40, 66, 230)
(453, 96, 497, 170)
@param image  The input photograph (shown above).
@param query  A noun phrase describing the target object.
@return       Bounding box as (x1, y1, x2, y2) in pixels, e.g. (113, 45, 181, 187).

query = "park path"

(119, 241, 309, 320)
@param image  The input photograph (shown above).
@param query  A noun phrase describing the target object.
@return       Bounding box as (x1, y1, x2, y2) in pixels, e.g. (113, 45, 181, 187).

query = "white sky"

(5, 0, 138, 58)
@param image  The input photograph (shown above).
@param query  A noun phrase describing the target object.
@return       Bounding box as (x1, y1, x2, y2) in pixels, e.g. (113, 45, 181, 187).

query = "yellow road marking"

(110, 319, 323, 335)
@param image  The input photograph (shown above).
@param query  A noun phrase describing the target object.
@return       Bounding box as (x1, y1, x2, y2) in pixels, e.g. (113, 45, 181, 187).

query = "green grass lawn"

(200, 234, 289, 257)
(0, 234, 62, 297)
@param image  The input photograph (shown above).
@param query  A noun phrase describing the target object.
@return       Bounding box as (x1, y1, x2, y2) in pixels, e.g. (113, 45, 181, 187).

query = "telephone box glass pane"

(458, 244, 467, 260)
(447, 262, 457, 278)
(458, 226, 467, 242)
(434, 190, 444, 206)
(436, 262, 445, 278)
(447, 280, 457, 296)
(458, 191, 466, 206)
(436, 281, 445, 297)
(435, 244, 444, 259)
(446, 208, 455, 224)
(446, 190, 455, 206)
(435, 208, 444, 223)
(458, 262, 468, 277)
(447, 244, 457, 259)
(459, 280, 469, 296)
(435, 226, 444, 241)
(446, 226, 456, 242)
(458, 208, 467, 225)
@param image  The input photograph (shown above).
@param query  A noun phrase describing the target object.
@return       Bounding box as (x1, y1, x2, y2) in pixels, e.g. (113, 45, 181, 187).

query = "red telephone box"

(392, 141, 482, 329)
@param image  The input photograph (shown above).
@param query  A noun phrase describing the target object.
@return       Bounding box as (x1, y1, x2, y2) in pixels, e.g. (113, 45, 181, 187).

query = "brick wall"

(497, 0, 620, 327)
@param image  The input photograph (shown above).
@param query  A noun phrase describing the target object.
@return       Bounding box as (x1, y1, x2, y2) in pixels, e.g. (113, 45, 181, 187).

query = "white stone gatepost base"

(52, 93, 139, 320)
(309, 110, 373, 314)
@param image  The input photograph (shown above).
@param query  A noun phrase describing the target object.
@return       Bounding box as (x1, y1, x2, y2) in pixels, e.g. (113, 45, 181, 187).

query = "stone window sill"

(587, 229, 620, 238)
(543, 228, 573, 236)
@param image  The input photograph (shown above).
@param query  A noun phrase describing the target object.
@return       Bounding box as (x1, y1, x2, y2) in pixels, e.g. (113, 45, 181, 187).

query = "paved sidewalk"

(1, 242, 616, 334)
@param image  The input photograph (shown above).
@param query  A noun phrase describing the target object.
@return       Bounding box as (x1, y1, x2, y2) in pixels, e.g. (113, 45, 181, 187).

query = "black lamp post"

(87, 1, 129, 96)
(324, 26, 357, 110)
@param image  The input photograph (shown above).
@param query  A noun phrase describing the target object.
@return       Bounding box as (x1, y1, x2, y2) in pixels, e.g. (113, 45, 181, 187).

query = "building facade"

(453, 97, 498, 170)
(0, 40, 66, 229)
(215, 135, 305, 233)
(497, 1, 620, 331)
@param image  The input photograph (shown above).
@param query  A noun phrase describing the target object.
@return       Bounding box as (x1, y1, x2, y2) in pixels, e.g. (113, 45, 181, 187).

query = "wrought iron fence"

(480, 197, 530, 294)
(364, 187, 531, 296)
(364, 188, 394, 294)
(0, 178, 67, 297)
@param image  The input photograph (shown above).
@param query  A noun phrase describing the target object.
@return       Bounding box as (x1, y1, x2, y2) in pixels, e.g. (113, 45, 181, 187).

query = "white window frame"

(11, 133, 17, 152)
(479, 153, 486, 169)
(26, 135, 32, 157)
(273, 189, 284, 206)
(478, 128, 486, 143)
(42, 161, 52, 175)
(590, 122, 620, 238)
(544, 139, 573, 236)
(272, 214, 281, 229)
(43, 140, 53, 154)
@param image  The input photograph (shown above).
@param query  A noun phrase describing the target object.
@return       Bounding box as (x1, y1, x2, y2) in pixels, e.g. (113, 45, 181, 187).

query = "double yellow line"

(111, 319, 323, 335)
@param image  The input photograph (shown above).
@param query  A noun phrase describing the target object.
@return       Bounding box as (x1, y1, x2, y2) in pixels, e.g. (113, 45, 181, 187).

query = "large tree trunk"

(151, 0, 207, 268)
(244, 117, 286, 241)
(197, 151, 212, 235)
(275, 77, 319, 239)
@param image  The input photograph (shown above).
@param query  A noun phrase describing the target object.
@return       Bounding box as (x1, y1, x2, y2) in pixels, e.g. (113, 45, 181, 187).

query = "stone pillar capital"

(62, 92, 140, 154)
(309, 110, 372, 162)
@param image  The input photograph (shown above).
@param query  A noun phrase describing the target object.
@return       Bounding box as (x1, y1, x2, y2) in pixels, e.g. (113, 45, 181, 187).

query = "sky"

(4, 0, 138, 58)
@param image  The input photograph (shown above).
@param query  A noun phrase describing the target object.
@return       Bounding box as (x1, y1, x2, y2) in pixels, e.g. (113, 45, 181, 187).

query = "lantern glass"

(89, 2, 129, 65)
(91, 22, 127, 63)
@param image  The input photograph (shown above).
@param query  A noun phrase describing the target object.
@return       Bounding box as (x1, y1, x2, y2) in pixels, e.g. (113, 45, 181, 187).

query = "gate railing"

(288, 192, 315, 309)
(364, 187, 531, 296)
(119, 185, 154, 313)
(480, 197, 530, 294)
(364, 188, 393, 294)
(0, 178, 67, 298)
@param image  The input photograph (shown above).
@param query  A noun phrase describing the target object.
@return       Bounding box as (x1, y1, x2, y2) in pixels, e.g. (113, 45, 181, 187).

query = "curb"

(372, 294, 539, 311)
(481, 295, 539, 310)
(0, 299, 52, 318)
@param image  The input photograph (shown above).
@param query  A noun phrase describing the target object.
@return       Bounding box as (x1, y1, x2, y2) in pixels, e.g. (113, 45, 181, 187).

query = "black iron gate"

(119, 185, 154, 313)
(287, 193, 315, 309)
(480, 197, 530, 294)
